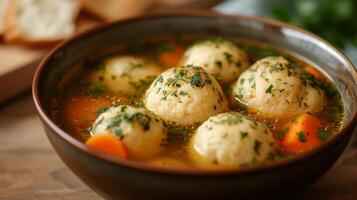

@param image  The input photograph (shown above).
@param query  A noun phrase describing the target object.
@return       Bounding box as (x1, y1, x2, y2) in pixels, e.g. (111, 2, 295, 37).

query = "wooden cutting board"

(0, 0, 222, 105)
(0, 13, 101, 104)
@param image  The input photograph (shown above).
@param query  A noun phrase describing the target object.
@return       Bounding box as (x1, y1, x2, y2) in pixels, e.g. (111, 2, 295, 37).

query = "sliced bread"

(4, 0, 80, 45)
(80, 0, 154, 21)
(0, 0, 8, 35)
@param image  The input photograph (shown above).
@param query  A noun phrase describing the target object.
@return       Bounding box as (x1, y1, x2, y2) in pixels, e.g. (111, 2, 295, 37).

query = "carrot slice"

(86, 134, 128, 159)
(304, 65, 324, 81)
(282, 113, 324, 154)
(158, 43, 185, 68)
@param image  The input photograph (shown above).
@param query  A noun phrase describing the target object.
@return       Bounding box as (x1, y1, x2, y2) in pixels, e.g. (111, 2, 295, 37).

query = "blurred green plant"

(270, 0, 357, 48)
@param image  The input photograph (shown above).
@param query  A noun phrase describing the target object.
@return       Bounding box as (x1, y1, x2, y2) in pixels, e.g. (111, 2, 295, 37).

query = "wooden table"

(0, 95, 356, 199)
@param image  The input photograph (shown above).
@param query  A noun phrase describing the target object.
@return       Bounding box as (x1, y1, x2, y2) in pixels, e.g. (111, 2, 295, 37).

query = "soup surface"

(52, 36, 343, 169)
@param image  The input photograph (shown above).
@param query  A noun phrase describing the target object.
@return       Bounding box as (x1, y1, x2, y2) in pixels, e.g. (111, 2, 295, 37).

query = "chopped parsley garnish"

(190, 72, 205, 88)
(317, 129, 329, 141)
(107, 109, 151, 132)
(276, 128, 289, 138)
(240, 78, 245, 84)
(165, 69, 188, 87)
(302, 72, 337, 96)
(179, 91, 188, 96)
(215, 60, 223, 69)
(298, 131, 307, 143)
(127, 76, 156, 105)
(224, 52, 233, 64)
(161, 124, 193, 147)
(134, 113, 151, 131)
(96, 106, 110, 115)
(154, 75, 164, 86)
(265, 84, 274, 93)
(89, 83, 108, 95)
(292, 116, 299, 124)
(235, 61, 241, 67)
(318, 82, 337, 96)
(113, 127, 124, 139)
(266, 150, 286, 162)
(211, 112, 244, 125)
(240, 131, 248, 139)
(254, 140, 262, 155)
(162, 67, 213, 93)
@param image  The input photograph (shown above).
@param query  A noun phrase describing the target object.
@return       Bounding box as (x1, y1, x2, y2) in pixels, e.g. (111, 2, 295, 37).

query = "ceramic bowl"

(33, 10, 357, 199)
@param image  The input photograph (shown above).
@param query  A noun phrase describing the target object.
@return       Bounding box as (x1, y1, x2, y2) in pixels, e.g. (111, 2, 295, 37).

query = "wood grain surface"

(0, 95, 356, 200)
(0, 1, 222, 104)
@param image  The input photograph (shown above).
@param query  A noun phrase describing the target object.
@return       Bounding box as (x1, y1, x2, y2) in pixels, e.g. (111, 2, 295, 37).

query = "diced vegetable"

(158, 43, 185, 68)
(63, 95, 112, 129)
(282, 113, 325, 154)
(303, 65, 324, 81)
(86, 134, 128, 159)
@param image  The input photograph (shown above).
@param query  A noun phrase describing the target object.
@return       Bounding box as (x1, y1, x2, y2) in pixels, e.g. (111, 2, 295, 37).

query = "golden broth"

(52, 36, 344, 169)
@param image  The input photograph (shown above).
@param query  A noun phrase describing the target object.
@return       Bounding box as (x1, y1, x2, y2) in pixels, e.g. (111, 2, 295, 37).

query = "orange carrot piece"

(159, 43, 185, 68)
(63, 95, 112, 129)
(86, 134, 128, 159)
(282, 113, 324, 154)
(304, 65, 324, 81)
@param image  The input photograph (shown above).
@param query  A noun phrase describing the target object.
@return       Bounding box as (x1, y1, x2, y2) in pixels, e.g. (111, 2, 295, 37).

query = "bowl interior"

(35, 12, 357, 171)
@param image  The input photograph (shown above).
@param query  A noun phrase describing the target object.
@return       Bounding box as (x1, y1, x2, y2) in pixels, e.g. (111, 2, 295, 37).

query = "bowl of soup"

(33, 10, 357, 199)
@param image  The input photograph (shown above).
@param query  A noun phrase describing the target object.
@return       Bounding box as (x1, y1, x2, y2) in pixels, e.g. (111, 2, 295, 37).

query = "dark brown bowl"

(33, 10, 357, 199)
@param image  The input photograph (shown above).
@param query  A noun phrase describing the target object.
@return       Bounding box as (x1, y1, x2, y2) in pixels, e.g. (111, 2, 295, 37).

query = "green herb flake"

(223, 52, 233, 64)
(240, 78, 245, 84)
(317, 129, 329, 142)
(161, 125, 193, 147)
(265, 84, 274, 93)
(292, 116, 299, 124)
(114, 128, 123, 139)
(298, 131, 307, 143)
(96, 106, 110, 115)
(302, 72, 337, 96)
(240, 131, 248, 139)
(190, 72, 205, 88)
(266, 150, 286, 162)
(107, 110, 151, 132)
(179, 91, 188, 96)
(235, 61, 242, 68)
(254, 140, 262, 155)
(215, 60, 223, 69)
(276, 128, 289, 138)
(90, 83, 108, 95)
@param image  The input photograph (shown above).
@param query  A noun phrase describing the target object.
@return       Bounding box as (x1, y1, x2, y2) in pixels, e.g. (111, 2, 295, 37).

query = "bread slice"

(0, 0, 8, 35)
(3, 0, 80, 45)
(80, 0, 154, 21)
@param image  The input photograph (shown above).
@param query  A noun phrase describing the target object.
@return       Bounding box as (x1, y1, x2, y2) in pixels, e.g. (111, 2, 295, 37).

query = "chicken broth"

(52, 36, 343, 169)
